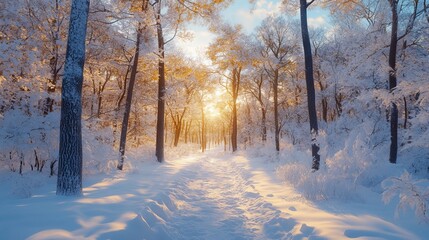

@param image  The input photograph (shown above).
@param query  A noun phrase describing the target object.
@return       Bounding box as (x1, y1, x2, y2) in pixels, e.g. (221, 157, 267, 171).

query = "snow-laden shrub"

(277, 115, 392, 201)
(82, 122, 118, 175)
(382, 171, 429, 222)
(0, 108, 146, 177)
(0, 109, 60, 174)
(278, 163, 364, 201)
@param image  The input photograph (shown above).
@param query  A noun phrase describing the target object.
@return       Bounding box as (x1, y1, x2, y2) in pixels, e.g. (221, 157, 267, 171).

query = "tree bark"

(96, 70, 111, 118)
(335, 88, 343, 117)
(403, 96, 408, 129)
(113, 62, 131, 148)
(173, 115, 183, 147)
(223, 123, 227, 151)
(231, 67, 241, 152)
(201, 106, 206, 152)
(184, 120, 192, 144)
(300, 0, 320, 171)
(274, 69, 280, 151)
(261, 108, 267, 141)
(117, 28, 141, 170)
(57, 0, 89, 196)
(388, 0, 399, 164)
(155, 1, 166, 162)
(44, 0, 62, 115)
(255, 74, 267, 142)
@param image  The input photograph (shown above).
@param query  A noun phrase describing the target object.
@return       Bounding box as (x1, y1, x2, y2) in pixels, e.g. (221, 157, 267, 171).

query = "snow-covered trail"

(0, 149, 424, 239)
(156, 151, 419, 240)
(164, 153, 304, 240)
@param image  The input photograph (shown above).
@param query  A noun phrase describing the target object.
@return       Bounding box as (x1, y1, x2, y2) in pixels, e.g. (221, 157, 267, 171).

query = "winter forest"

(1, 0, 429, 239)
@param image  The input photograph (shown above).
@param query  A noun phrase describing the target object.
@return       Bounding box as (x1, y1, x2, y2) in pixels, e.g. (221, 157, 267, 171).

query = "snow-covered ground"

(0, 148, 427, 240)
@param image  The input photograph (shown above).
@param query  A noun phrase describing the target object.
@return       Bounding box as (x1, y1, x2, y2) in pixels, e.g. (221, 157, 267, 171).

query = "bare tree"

(258, 16, 296, 151)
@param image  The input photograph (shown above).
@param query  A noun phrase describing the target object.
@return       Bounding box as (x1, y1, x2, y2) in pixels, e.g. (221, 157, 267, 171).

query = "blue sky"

(174, 0, 330, 61)
(222, 0, 330, 32)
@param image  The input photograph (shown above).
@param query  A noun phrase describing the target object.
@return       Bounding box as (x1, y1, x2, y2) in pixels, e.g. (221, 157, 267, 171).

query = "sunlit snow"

(0, 147, 426, 239)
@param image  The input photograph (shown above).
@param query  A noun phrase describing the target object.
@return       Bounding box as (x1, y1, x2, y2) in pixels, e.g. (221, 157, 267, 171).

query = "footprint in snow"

(244, 192, 260, 198)
(263, 217, 297, 239)
(300, 223, 315, 235)
(344, 229, 404, 240)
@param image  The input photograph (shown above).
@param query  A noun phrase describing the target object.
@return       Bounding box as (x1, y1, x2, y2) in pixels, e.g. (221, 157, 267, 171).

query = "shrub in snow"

(0, 109, 60, 175)
(277, 112, 393, 201)
(382, 171, 429, 222)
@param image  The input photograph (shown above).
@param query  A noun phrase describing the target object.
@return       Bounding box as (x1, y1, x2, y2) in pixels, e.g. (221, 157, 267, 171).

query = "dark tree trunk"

(231, 100, 238, 151)
(245, 102, 252, 147)
(256, 74, 267, 142)
(57, 0, 90, 196)
(155, 2, 166, 162)
(201, 107, 206, 152)
(300, 0, 320, 171)
(274, 69, 280, 151)
(184, 120, 192, 144)
(261, 108, 267, 142)
(231, 67, 241, 152)
(403, 96, 408, 129)
(388, 0, 399, 164)
(117, 28, 141, 170)
(113, 63, 131, 148)
(44, 0, 62, 115)
(322, 97, 328, 122)
(223, 123, 227, 151)
(335, 89, 343, 117)
(96, 71, 111, 118)
(173, 115, 183, 147)
(316, 69, 328, 122)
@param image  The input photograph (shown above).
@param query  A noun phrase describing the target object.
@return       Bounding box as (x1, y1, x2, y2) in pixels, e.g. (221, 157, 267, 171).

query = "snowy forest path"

(1, 148, 423, 240)
(127, 149, 420, 240)
(163, 151, 308, 239)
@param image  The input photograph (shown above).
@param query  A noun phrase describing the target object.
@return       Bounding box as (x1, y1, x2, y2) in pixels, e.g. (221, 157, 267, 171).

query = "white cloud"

(174, 28, 215, 63)
(308, 16, 327, 29)
(229, 0, 283, 33)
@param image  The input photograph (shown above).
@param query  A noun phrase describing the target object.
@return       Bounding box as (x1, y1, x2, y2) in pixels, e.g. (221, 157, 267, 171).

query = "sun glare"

(205, 103, 221, 119)
(204, 87, 225, 119)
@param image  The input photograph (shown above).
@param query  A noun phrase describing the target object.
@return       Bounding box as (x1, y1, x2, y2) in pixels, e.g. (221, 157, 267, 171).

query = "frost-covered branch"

(382, 171, 429, 222)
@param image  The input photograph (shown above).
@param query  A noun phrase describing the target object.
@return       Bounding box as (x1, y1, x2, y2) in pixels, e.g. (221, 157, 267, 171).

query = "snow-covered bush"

(0, 108, 129, 177)
(277, 109, 394, 201)
(382, 171, 429, 222)
(0, 109, 60, 175)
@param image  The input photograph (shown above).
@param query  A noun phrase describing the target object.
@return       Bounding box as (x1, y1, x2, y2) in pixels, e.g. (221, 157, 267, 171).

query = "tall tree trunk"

(245, 102, 252, 147)
(257, 74, 267, 142)
(261, 108, 267, 142)
(57, 0, 89, 196)
(231, 95, 238, 151)
(184, 120, 192, 144)
(173, 115, 182, 147)
(403, 96, 408, 129)
(231, 67, 240, 152)
(322, 98, 328, 122)
(223, 123, 227, 151)
(155, 1, 166, 162)
(117, 28, 142, 170)
(96, 70, 111, 118)
(201, 106, 206, 152)
(388, 0, 399, 164)
(335, 88, 343, 117)
(113, 63, 131, 148)
(274, 69, 280, 151)
(44, 0, 62, 115)
(300, 0, 320, 171)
